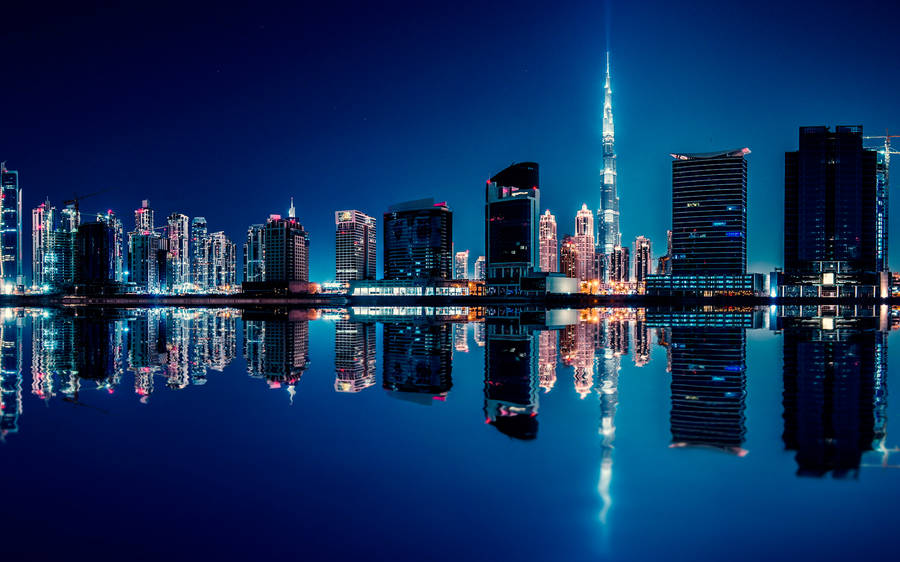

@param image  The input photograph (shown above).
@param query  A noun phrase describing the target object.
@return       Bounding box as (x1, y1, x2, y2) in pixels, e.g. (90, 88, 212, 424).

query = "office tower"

(32, 200, 56, 289)
(610, 246, 630, 283)
(597, 53, 620, 257)
(485, 162, 540, 292)
(0, 164, 22, 289)
(40, 204, 81, 291)
(243, 224, 265, 283)
(166, 213, 190, 289)
(473, 255, 486, 282)
(539, 210, 559, 273)
(784, 126, 879, 296)
(560, 235, 578, 279)
(483, 318, 540, 440)
(872, 140, 890, 274)
(191, 217, 209, 290)
(207, 231, 236, 290)
(135, 199, 154, 232)
(669, 320, 747, 454)
(97, 211, 125, 283)
(263, 214, 310, 284)
(156, 236, 171, 292)
(76, 222, 117, 288)
(454, 250, 469, 280)
(633, 236, 652, 288)
(128, 231, 159, 292)
(574, 204, 595, 281)
(671, 148, 748, 275)
(383, 198, 452, 280)
(334, 319, 376, 393)
(781, 314, 884, 476)
(383, 321, 452, 398)
(335, 210, 376, 284)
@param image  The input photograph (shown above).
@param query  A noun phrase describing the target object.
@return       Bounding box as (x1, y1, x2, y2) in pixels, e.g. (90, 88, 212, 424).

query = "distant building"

(243, 224, 265, 283)
(610, 246, 629, 283)
(454, 249, 469, 280)
(135, 200, 154, 233)
(783, 126, 880, 297)
(128, 231, 160, 292)
(485, 162, 540, 294)
(191, 217, 209, 290)
(539, 210, 558, 273)
(32, 200, 56, 289)
(633, 236, 652, 288)
(574, 204, 595, 281)
(560, 235, 578, 279)
(0, 162, 23, 289)
(167, 213, 190, 290)
(335, 210, 376, 284)
(383, 198, 452, 280)
(473, 255, 486, 282)
(206, 231, 236, 290)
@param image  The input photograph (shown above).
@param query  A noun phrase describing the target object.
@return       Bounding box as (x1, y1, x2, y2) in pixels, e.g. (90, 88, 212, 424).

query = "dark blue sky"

(3, 0, 898, 282)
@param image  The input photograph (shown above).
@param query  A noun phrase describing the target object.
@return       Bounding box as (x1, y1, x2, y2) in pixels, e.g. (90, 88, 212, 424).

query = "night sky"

(3, 0, 898, 282)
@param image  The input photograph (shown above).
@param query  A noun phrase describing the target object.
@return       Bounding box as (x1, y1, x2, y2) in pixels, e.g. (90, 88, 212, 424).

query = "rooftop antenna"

(289, 197, 296, 219)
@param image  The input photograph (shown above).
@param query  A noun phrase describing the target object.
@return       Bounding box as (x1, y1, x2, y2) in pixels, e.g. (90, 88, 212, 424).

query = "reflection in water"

(0, 311, 23, 440)
(334, 319, 376, 393)
(383, 320, 452, 402)
(780, 309, 887, 477)
(245, 311, 310, 404)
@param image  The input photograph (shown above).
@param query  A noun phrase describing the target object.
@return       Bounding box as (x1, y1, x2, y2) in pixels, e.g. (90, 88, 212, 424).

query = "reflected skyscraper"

(0, 312, 23, 439)
(781, 312, 885, 477)
(383, 320, 452, 400)
(334, 319, 376, 393)
(453, 323, 469, 353)
(244, 311, 311, 403)
(538, 329, 557, 393)
(484, 317, 541, 440)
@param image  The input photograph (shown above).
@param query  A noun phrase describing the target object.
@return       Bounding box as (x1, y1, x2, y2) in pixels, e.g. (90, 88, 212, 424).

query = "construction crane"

(863, 130, 900, 173)
(62, 187, 111, 212)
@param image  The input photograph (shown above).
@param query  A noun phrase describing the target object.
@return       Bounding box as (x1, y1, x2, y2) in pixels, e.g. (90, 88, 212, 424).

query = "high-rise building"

(99, 211, 125, 283)
(191, 217, 209, 290)
(206, 231, 236, 290)
(128, 231, 160, 293)
(167, 213, 190, 290)
(32, 200, 56, 289)
(76, 221, 117, 289)
(784, 126, 879, 297)
(575, 204, 595, 281)
(262, 214, 310, 285)
(383, 198, 452, 280)
(335, 210, 376, 284)
(135, 200, 154, 233)
(633, 236, 652, 288)
(485, 162, 540, 293)
(610, 246, 630, 283)
(473, 255, 486, 282)
(560, 235, 578, 279)
(872, 140, 890, 275)
(243, 224, 265, 283)
(597, 53, 620, 257)
(454, 250, 469, 280)
(539, 210, 558, 273)
(0, 163, 23, 289)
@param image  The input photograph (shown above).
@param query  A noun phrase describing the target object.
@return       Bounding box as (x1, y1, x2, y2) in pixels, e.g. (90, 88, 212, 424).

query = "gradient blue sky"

(2, 0, 898, 282)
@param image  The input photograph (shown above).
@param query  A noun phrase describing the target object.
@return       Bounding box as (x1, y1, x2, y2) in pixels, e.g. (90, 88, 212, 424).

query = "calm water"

(0, 305, 897, 561)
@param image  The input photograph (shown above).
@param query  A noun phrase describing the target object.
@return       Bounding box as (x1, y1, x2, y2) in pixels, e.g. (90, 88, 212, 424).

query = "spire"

(288, 197, 296, 219)
(602, 51, 613, 140)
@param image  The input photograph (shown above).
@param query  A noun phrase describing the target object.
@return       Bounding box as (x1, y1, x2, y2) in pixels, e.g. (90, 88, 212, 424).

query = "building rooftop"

(670, 148, 750, 160)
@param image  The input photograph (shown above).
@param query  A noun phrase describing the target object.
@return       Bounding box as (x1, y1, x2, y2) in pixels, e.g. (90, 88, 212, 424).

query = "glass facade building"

(485, 162, 540, 292)
(335, 210, 376, 284)
(0, 163, 23, 289)
(383, 199, 452, 280)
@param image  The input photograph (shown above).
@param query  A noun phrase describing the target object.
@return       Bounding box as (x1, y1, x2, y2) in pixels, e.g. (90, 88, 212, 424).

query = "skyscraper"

(97, 211, 125, 283)
(473, 255, 486, 282)
(0, 163, 23, 290)
(611, 246, 630, 283)
(135, 199, 154, 233)
(243, 224, 265, 283)
(167, 213, 190, 290)
(335, 210, 376, 284)
(262, 214, 310, 286)
(560, 235, 578, 279)
(191, 217, 209, 290)
(383, 198, 452, 280)
(784, 126, 879, 296)
(539, 210, 558, 273)
(597, 53, 620, 257)
(485, 162, 540, 293)
(206, 231, 236, 290)
(454, 249, 469, 280)
(575, 204, 595, 281)
(32, 200, 56, 289)
(633, 236, 652, 288)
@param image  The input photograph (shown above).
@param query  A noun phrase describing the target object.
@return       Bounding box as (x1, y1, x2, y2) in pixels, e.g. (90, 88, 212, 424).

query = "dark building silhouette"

(781, 314, 885, 477)
(382, 321, 452, 400)
(485, 162, 540, 292)
(382, 199, 452, 281)
(76, 221, 118, 291)
(784, 126, 880, 297)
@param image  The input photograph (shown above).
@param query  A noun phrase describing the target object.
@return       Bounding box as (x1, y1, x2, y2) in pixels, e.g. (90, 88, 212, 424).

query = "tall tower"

(575, 204, 595, 281)
(597, 53, 620, 258)
(0, 163, 23, 289)
(538, 209, 558, 273)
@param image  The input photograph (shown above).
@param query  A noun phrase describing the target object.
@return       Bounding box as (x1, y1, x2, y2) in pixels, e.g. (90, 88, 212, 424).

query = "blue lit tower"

(0, 163, 23, 289)
(597, 53, 620, 259)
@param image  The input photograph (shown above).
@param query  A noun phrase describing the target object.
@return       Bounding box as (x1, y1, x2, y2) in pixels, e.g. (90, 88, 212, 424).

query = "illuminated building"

(539, 209, 558, 273)
(781, 313, 884, 477)
(134, 199, 154, 232)
(383, 321, 452, 400)
(0, 163, 23, 290)
(485, 162, 540, 294)
(383, 198, 452, 281)
(32, 200, 56, 289)
(206, 231, 236, 291)
(783, 126, 880, 297)
(335, 210, 376, 284)
(96, 211, 125, 282)
(243, 224, 265, 283)
(560, 235, 577, 279)
(633, 236, 652, 289)
(334, 319, 376, 393)
(610, 245, 629, 283)
(248, 213, 310, 292)
(191, 217, 209, 290)
(167, 213, 190, 290)
(870, 138, 890, 277)
(454, 249, 469, 280)
(128, 231, 160, 292)
(575, 204, 595, 281)
(473, 255, 486, 281)
(597, 53, 621, 258)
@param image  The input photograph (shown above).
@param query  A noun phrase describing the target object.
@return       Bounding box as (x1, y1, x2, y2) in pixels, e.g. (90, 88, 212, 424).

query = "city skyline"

(2, 1, 898, 283)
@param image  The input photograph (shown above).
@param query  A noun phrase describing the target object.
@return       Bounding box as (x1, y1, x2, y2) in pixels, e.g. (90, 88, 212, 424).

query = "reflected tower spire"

(597, 51, 620, 261)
